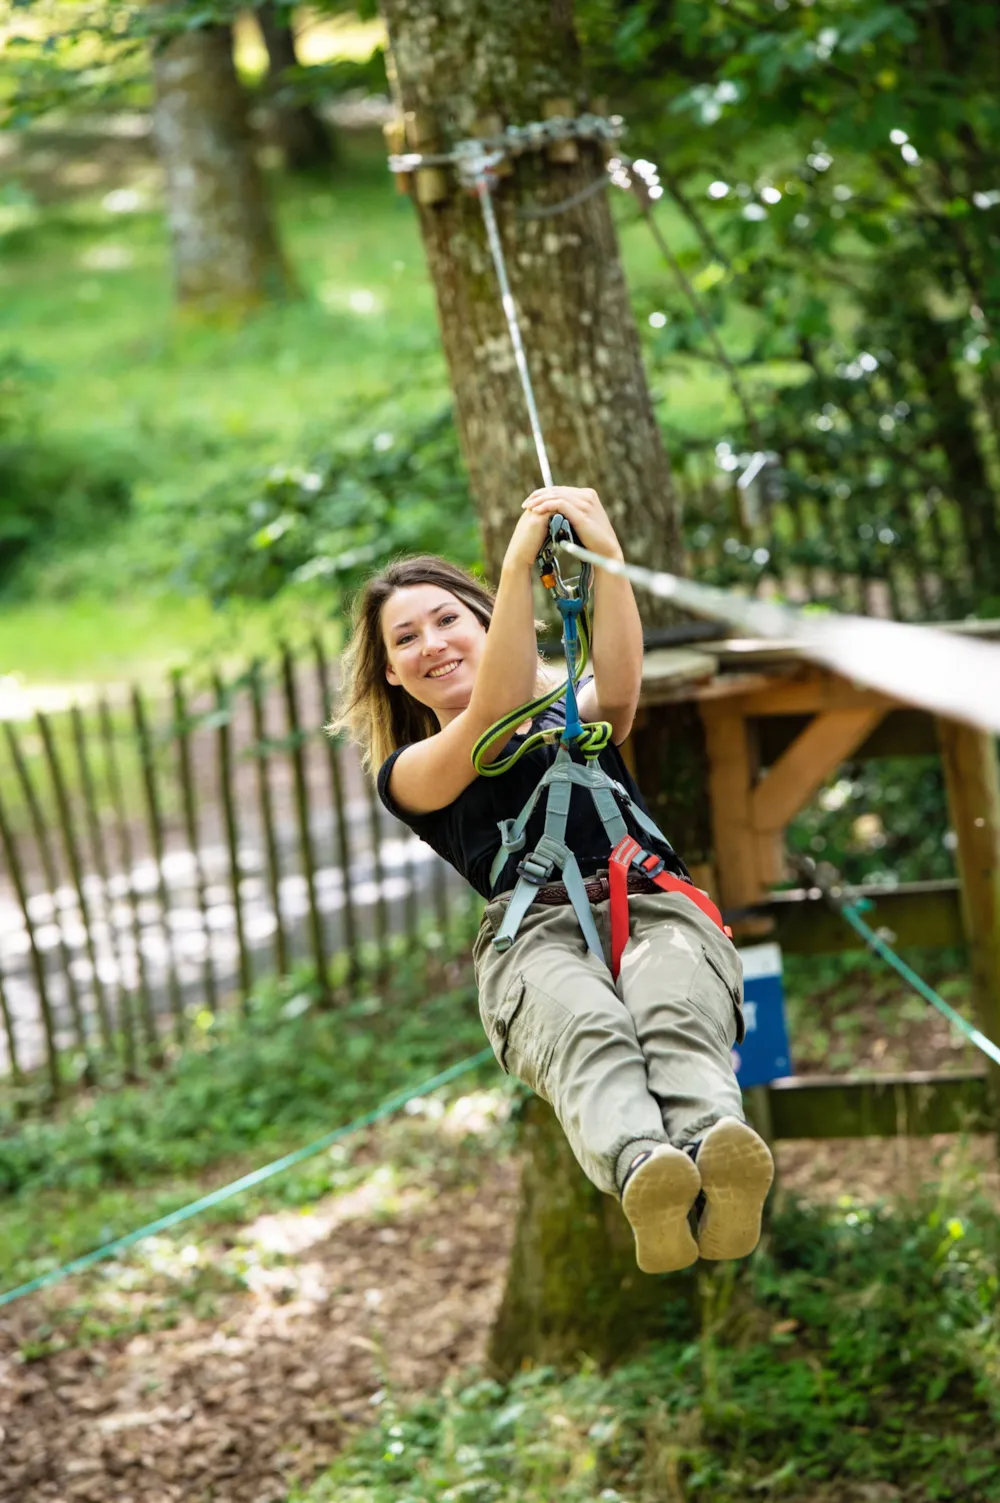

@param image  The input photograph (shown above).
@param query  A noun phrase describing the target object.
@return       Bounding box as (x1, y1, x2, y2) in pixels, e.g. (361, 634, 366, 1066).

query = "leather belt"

(525, 870, 676, 907)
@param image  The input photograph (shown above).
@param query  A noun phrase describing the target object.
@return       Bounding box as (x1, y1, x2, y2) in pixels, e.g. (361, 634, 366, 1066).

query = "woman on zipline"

(332, 484, 774, 1274)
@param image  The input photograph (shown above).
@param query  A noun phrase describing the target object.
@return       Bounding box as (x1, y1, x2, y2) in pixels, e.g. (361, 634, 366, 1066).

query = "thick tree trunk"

(257, 2, 336, 173)
(380, 0, 695, 1371)
(379, 0, 682, 606)
(151, 16, 291, 315)
(488, 1098, 697, 1376)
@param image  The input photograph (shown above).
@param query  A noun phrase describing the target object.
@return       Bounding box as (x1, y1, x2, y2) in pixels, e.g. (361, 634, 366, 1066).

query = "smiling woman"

(331, 487, 774, 1279)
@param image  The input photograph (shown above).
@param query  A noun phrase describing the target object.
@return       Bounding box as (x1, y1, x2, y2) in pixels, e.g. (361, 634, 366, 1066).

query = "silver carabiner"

(545, 514, 590, 601)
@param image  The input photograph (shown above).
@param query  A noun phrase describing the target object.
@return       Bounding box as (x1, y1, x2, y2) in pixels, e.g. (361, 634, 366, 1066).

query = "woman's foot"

(621, 1144, 702, 1274)
(693, 1117, 774, 1261)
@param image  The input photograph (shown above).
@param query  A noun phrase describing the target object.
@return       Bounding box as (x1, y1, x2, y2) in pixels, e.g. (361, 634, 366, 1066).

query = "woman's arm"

(521, 486, 643, 743)
(582, 550, 644, 743)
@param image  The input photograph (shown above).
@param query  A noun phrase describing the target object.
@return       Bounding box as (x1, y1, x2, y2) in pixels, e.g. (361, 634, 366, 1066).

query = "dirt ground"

(0, 1141, 520, 1503)
(2, 1114, 997, 1503)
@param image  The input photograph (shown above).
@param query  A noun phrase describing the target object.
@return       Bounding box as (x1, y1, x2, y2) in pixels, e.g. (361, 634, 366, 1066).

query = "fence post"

(97, 696, 161, 1068)
(0, 946, 21, 1088)
(70, 704, 134, 1076)
(0, 787, 59, 1097)
(936, 718, 1000, 1128)
(312, 639, 360, 989)
(172, 674, 219, 1016)
(2, 720, 92, 1070)
(213, 672, 253, 1008)
(364, 774, 390, 977)
(34, 711, 114, 1058)
(248, 659, 290, 980)
(131, 686, 185, 1046)
(280, 646, 329, 1001)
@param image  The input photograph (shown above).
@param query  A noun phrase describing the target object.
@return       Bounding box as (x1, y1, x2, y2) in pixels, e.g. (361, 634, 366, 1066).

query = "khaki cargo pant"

(473, 886, 746, 1197)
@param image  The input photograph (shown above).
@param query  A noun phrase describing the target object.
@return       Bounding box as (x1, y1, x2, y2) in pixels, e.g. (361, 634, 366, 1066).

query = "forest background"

(2, 2, 1000, 1501)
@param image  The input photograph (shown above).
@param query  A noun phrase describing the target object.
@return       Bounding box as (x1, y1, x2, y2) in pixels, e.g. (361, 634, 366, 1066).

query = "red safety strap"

(609, 835, 733, 980)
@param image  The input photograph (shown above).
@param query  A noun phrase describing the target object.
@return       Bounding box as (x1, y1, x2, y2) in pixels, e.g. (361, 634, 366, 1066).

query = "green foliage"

(0, 350, 133, 591)
(582, 0, 1000, 615)
(300, 1192, 1000, 1502)
(163, 404, 478, 608)
(0, 934, 486, 1203)
(788, 754, 952, 886)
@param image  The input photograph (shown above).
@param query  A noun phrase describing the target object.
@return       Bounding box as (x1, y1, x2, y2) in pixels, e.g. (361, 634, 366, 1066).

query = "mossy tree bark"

(151, 10, 291, 315)
(380, 0, 704, 1373)
(256, 2, 336, 173)
(379, 0, 682, 607)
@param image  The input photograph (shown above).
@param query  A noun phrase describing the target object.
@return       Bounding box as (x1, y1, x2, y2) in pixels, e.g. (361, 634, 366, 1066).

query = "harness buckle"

(638, 852, 666, 880)
(516, 853, 553, 886)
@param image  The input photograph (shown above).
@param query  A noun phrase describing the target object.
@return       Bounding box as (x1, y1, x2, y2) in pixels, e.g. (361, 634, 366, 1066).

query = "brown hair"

(329, 554, 553, 777)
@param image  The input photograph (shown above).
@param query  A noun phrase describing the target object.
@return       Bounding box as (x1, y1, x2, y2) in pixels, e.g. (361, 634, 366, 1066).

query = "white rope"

(471, 159, 554, 488)
(562, 542, 1000, 735)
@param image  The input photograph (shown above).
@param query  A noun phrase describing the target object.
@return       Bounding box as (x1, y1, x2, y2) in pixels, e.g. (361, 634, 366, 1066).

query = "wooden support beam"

(757, 708, 940, 767)
(728, 675, 898, 719)
(936, 719, 1000, 1120)
(701, 704, 761, 911)
(767, 1071, 989, 1139)
(753, 880, 965, 955)
(751, 706, 887, 886)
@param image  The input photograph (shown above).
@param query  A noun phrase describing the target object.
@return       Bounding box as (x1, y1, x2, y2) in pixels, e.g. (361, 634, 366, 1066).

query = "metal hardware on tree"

(386, 111, 625, 179)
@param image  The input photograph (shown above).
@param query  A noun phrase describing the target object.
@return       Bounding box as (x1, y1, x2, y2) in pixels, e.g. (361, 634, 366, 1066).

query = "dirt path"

(0, 1143, 519, 1503)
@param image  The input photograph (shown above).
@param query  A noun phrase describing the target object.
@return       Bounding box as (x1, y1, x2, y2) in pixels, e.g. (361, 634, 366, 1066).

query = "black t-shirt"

(376, 689, 690, 899)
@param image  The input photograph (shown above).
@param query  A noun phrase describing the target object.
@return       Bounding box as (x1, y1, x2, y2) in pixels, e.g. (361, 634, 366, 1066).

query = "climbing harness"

(472, 511, 731, 975)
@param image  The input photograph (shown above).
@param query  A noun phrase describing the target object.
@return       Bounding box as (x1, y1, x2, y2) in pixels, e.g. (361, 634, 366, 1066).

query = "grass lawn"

(0, 130, 776, 687)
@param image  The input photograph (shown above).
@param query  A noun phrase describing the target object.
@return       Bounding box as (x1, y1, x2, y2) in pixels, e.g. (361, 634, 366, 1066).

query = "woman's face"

(381, 584, 488, 726)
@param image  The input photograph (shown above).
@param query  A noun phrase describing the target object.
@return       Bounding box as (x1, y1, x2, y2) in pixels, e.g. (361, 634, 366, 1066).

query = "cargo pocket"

(702, 947, 746, 1047)
(482, 974, 572, 1102)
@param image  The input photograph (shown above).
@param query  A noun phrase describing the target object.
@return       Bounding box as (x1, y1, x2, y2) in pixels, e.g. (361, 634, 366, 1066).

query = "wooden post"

(249, 659, 290, 981)
(131, 686, 186, 1046)
(214, 672, 253, 1008)
(936, 719, 1000, 1118)
(172, 675, 219, 1016)
(35, 711, 114, 1057)
(280, 646, 329, 1000)
(97, 696, 161, 1068)
(2, 720, 91, 1068)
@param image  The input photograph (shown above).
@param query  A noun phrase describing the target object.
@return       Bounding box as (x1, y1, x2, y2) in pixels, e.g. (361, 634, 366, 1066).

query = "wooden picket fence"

(0, 637, 472, 1098)
(678, 447, 982, 623)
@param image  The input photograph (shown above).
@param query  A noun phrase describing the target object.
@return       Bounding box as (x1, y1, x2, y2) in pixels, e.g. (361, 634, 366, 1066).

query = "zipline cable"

(561, 541, 1000, 736)
(839, 900, 1000, 1068)
(0, 1049, 493, 1311)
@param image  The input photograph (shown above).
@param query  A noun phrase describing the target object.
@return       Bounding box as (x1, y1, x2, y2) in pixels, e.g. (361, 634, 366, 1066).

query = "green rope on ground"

(0, 1048, 494, 1312)
(841, 901, 1000, 1068)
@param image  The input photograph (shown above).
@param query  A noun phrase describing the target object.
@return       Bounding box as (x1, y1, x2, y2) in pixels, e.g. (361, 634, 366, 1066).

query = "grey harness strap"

(490, 741, 678, 962)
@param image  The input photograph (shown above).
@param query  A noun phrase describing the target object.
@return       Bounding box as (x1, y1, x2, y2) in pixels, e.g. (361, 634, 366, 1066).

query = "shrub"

(159, 404, 480, 608)
(0, 351, 133, 593)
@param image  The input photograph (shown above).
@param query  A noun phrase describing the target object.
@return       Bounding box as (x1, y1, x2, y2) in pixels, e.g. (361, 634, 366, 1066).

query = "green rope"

(0, 1048, 494, 1312)
(471, 611, 595, 777)
(841, 901, 1000, 1068)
